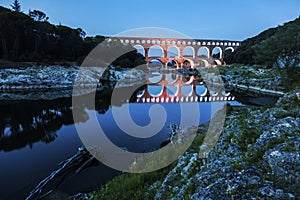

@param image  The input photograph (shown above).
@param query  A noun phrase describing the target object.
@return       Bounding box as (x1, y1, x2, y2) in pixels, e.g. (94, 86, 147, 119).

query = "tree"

(11, 0, 21, 12)
(76, 28, 86, 39)
(254, 19, 300, 69)
(231, 27, 277, 65)
(11, 12, 32, 57)
(223, 49, 235, 64)
(254, 18, 300, 90)
(0, 7, 12, 58)
(29, 9, 49, 22)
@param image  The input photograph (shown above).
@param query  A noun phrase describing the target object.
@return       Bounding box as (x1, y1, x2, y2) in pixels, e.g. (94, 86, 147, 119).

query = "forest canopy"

(224, 17, 300, 68)
(0, 5, 145, 67)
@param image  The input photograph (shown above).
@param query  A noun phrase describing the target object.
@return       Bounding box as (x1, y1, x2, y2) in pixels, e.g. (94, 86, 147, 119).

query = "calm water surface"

(0, 72, 246, 199)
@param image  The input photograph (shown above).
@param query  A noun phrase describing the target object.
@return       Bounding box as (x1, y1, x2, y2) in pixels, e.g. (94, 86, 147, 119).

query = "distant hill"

(225, 17, 300, 67)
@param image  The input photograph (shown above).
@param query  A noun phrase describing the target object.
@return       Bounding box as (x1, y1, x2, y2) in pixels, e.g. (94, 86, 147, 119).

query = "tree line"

(224, 17, 300, 69)
(0, 2, 145, 67)
(223, 17, 299, 89)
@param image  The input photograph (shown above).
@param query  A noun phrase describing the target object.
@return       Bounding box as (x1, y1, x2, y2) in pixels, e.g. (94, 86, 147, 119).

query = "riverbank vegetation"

(90, 126, 208, 200)
(224, 17, 300, 90)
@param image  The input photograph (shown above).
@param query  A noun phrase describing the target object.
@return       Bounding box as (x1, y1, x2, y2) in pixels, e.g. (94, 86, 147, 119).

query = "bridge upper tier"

(109, 36, 241, 48)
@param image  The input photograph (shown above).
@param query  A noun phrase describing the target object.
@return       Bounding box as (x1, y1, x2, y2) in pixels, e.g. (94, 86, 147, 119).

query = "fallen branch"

(25, 146, 97, 200)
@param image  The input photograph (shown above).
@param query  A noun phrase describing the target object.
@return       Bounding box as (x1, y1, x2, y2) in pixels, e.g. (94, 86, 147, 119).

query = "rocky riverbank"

(175, 66, 285, 98)
(90, 89, 299, 200)
(0, 64, 284, 101)
(0, 66, 147, 100)
(147, 89, 299, 199)
(220, 65, 285, 97)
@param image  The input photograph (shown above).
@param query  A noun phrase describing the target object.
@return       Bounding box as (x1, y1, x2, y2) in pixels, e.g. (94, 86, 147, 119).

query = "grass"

(90, 167, 171, 200)
(90, 126, 208, 200)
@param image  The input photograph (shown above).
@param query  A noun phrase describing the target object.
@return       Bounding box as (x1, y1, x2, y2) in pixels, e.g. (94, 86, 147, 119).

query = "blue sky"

(0, 0, 299, 40)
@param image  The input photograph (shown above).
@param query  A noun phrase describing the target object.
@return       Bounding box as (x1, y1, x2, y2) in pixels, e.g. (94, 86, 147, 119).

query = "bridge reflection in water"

(135, 73, 235, 104)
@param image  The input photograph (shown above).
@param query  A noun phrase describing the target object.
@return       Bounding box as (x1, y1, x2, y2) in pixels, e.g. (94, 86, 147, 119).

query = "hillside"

(0, 6, 144, 67)
(225, 17, 300, 67)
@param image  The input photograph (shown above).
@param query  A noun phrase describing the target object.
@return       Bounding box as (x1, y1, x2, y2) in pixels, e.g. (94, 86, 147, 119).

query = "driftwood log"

(26, 147, 98, 200)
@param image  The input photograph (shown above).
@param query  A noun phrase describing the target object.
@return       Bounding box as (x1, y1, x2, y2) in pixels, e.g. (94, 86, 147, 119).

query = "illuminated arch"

(182, 59, 195, 69)
(182, 85, 193, 97)
(137, 89, 145, 98)
(197, 47, 210, 58)
(225, 47, 234, 53)
(133, 45, 145, 56)
(167, 46, 179, 57)
(196, 85, 207, 96)
(198, 59, 210, 68)
(166, 73, 177, 83)
(148, 85, 164, 97)
(212, 47, 222, 59)
(148, 59, 163, 68)
(148, 72, 163, 83)
(182, 46, 195, 57)
(209, 89, 219, 96)
(222, 91, 231, 97)
(148, 45, 164, 57)
(167, 59, 178, 69)
(166, 86, 178, 96)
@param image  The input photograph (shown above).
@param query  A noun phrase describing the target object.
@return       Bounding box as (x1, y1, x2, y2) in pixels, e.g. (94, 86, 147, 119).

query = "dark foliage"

(227, 17, 300, 67)
(10, 0, 21, 12)
(0, 6, 145, 67)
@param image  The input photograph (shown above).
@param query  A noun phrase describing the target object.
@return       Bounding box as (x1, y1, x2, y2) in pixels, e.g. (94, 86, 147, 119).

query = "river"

(0, 71, 271, 199)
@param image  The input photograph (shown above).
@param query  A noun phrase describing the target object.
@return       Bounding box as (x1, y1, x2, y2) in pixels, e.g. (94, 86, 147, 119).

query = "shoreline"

(0, 60, 79, 69)
(89, 89, 299, 199)
(0, 65, 286, 101)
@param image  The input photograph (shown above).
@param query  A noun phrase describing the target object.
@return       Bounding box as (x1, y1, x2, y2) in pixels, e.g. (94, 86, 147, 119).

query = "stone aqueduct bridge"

(111, 37, 241, 68)
(135, 73, 235, 103)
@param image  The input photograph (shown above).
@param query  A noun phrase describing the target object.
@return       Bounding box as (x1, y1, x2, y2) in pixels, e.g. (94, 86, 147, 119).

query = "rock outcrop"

(221, 66, 285, 96)
(147, 90, 299, 199)
(0, 66, 147, 100)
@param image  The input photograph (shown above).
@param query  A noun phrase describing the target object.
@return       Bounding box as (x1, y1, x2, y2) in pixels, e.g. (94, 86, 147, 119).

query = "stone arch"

(167, 59, 178, 69)
(209, 88, 219, 96)
(182, 59, 195, 69)
(148, 85, 164, 97)
(166, 86, 178, 96)
(148, 59, 164, 68)
(212, 47, 222, 59)
(182, 85, 193, 97)
(225, 47, 234, 52)
(166, 73, 177, 83)
(148, 45, 164, 57)
(223, 47, 235, 64)
(197, 47, 210, 58)
(196, 85, 208, 96)
(133, 45, 145, 56)
(148, 72, 163, 84)
(167, 46, 179, 57)
(198, 59, 210, 68)
(182, 46, 195, 58)
(137, 89, 145, 98)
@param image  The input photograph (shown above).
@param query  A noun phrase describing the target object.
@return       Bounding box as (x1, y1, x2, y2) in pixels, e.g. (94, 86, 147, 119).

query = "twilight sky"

(1, 0, 299, 40)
